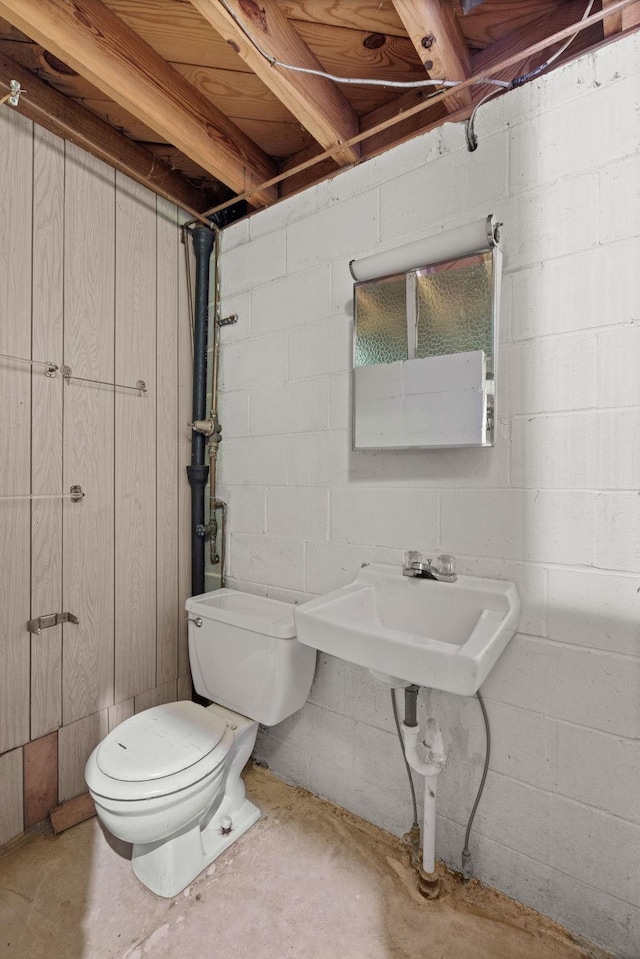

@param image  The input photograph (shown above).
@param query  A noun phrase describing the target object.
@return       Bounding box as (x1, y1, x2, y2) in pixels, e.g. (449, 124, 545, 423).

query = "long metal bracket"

(28, 611, 79, 635)
(0, 351, 58, 376)
(61, 365, 146, 395)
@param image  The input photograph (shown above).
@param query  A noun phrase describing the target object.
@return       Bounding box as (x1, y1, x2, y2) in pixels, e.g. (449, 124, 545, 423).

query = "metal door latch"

(27, 611, 79, 635)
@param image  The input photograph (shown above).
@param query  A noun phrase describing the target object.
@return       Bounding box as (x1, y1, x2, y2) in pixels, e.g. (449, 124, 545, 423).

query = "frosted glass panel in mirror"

(352, 246, 501, 450)
(354, 275, 407, 366)
(416, 251, 494, 371)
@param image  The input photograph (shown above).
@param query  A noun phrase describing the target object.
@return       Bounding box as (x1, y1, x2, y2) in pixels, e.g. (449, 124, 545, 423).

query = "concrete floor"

(0, 764, 611, 959)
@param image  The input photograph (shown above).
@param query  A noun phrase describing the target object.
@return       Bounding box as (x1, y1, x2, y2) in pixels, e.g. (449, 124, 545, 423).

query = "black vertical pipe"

(404, 685, 420, 727)
(187, 225, 215, 596)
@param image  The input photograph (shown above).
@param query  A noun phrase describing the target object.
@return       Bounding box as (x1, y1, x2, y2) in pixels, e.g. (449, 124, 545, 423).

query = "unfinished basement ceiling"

(0, 0, 638, 222)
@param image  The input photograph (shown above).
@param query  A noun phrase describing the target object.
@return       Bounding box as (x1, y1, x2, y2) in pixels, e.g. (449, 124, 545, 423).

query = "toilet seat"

(86, 701, 234, 802)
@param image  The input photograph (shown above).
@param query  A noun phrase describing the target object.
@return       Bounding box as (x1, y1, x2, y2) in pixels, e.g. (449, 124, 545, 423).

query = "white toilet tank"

(186, 589, 316, 726)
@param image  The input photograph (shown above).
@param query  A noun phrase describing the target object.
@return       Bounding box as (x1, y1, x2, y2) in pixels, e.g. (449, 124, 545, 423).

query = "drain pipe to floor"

(187, 225, 215, 597)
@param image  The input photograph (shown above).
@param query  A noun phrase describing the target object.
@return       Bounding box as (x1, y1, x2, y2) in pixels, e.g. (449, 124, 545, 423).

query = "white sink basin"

(294, 564, 520, 696)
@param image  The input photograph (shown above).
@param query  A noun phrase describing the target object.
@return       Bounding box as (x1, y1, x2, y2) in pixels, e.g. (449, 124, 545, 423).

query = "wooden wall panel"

(114, 174, 157, 702)
(58, 710, 108, 802)
(62, 146, 116, 725)
(0, 114, 192, 845)
(30, 127, 65, 740)
(0, 749, 23, 845)
(177, 223, 195, 678)
(0, 108, 32, 754)
(156, 199, 180, 686)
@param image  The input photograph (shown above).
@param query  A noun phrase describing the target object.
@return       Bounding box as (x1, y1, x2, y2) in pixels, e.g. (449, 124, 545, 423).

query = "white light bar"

(349, 214, 499, 282)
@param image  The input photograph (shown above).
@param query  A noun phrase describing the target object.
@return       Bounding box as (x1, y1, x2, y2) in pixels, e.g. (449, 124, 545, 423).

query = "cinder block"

(330, 486, 438, 550)
(226, 487, 266, 535)
(548, 568, 640, 657)
(600, 156, 640, 245)
(219, 390, 249, 438)
(221, 229, 286, 296)
(252, 730, 310, 788)
(454, 557, 547, 639)
(217, 291, 252, 344)
(250, 379, 329, 436)
(551, 645, 640, 738)
(219, 331, 288, 391)
(288, 315, 352, 381)
(467, 769, 553, 866)
(547, 870, 640, 959)
(504, 174, 598, 271)
(465, 831, 556, 922)
(287, 430, 350, 488)
(510, 75, 640, 193)
(251, 264, 332, 336)
(510, 238, 640, 340)
(328, 372, 351, 431)
(304, 542, 401, 596)
(482, 636, 558, 715)
(219, 435, 287, 487)
(248, 179, 331, 240)
(220, 217, 249, 253)
(286, 191, 379, 275)
(379, 133, 507, 245)
(441, 490, 597, 566)
(596, 323, 640, 408)
(596, 493, 640, 572)
(550, 796, 640, 907)
(557, 723, 640, 825)
(271, 701, 355, 774)
(511, 411, 640, 491)
(230, 532, 304, 590)
(501, 335, 595, 416)
(266, 487, 329, 541)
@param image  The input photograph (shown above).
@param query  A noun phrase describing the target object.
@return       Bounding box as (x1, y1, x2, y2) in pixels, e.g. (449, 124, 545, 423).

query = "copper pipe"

(192, 0, 638, 222)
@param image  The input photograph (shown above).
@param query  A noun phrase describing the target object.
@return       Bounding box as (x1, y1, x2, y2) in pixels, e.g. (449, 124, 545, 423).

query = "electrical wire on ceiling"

(465, 0, 595, 150)
(217, 0, 511, 91)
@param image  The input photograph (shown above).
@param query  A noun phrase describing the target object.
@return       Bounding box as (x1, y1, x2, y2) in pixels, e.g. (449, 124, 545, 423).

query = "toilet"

(85, 589, 316, 898)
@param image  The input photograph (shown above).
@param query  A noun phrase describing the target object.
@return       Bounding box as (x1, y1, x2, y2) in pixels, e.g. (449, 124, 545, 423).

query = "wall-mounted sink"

(294, 564, 520, 696)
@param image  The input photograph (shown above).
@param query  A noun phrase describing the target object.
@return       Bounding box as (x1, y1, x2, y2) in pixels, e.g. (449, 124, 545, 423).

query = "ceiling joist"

(0, 51, 217, 219)
(187, 0, 361, 166)
(391, 0, 472, 112)
(0, 0, 278, 205)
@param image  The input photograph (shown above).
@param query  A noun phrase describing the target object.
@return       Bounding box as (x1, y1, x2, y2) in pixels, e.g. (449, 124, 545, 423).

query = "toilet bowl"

(85, 589, 316, 898)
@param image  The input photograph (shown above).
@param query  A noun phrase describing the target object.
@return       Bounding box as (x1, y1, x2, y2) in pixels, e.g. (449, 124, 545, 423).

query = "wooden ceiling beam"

(188, 0, 361, 166)
(390, 0, 472, 112)
(0, 51, 219, 218)
(471, 0, 600, 87)
(0, 0, 277, 205)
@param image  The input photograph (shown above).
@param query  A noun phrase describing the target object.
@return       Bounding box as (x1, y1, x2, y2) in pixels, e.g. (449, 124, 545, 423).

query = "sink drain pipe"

(401, 712, 447, 898)
(187, 225, 215, 596)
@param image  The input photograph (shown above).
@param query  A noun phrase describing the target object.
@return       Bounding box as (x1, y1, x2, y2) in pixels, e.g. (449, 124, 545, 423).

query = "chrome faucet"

(402, 551, 457, 583)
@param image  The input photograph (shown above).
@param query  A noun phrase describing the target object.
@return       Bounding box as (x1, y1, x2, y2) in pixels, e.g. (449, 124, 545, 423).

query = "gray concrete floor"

(0, 764, 610, 959)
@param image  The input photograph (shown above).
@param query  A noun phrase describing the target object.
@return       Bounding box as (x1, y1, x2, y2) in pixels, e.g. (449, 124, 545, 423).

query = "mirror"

(351, 218, 502, 450)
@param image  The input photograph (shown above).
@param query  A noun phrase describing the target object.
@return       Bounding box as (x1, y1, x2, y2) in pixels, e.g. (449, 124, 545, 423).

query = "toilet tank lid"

(185, 588, 297, 639)
(96, 701, 227, 782)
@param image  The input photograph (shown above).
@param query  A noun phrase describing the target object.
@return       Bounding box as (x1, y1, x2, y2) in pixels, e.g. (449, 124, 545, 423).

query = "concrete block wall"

(215, 33, 640, 958)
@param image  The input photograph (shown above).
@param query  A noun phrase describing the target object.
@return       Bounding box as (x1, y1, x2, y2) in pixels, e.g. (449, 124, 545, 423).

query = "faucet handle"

(433, 554, 456, 578)
(403, 550, 422, 567)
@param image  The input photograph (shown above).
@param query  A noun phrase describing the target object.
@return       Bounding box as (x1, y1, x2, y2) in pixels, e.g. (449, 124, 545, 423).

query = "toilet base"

(131, 793, 261, 898)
